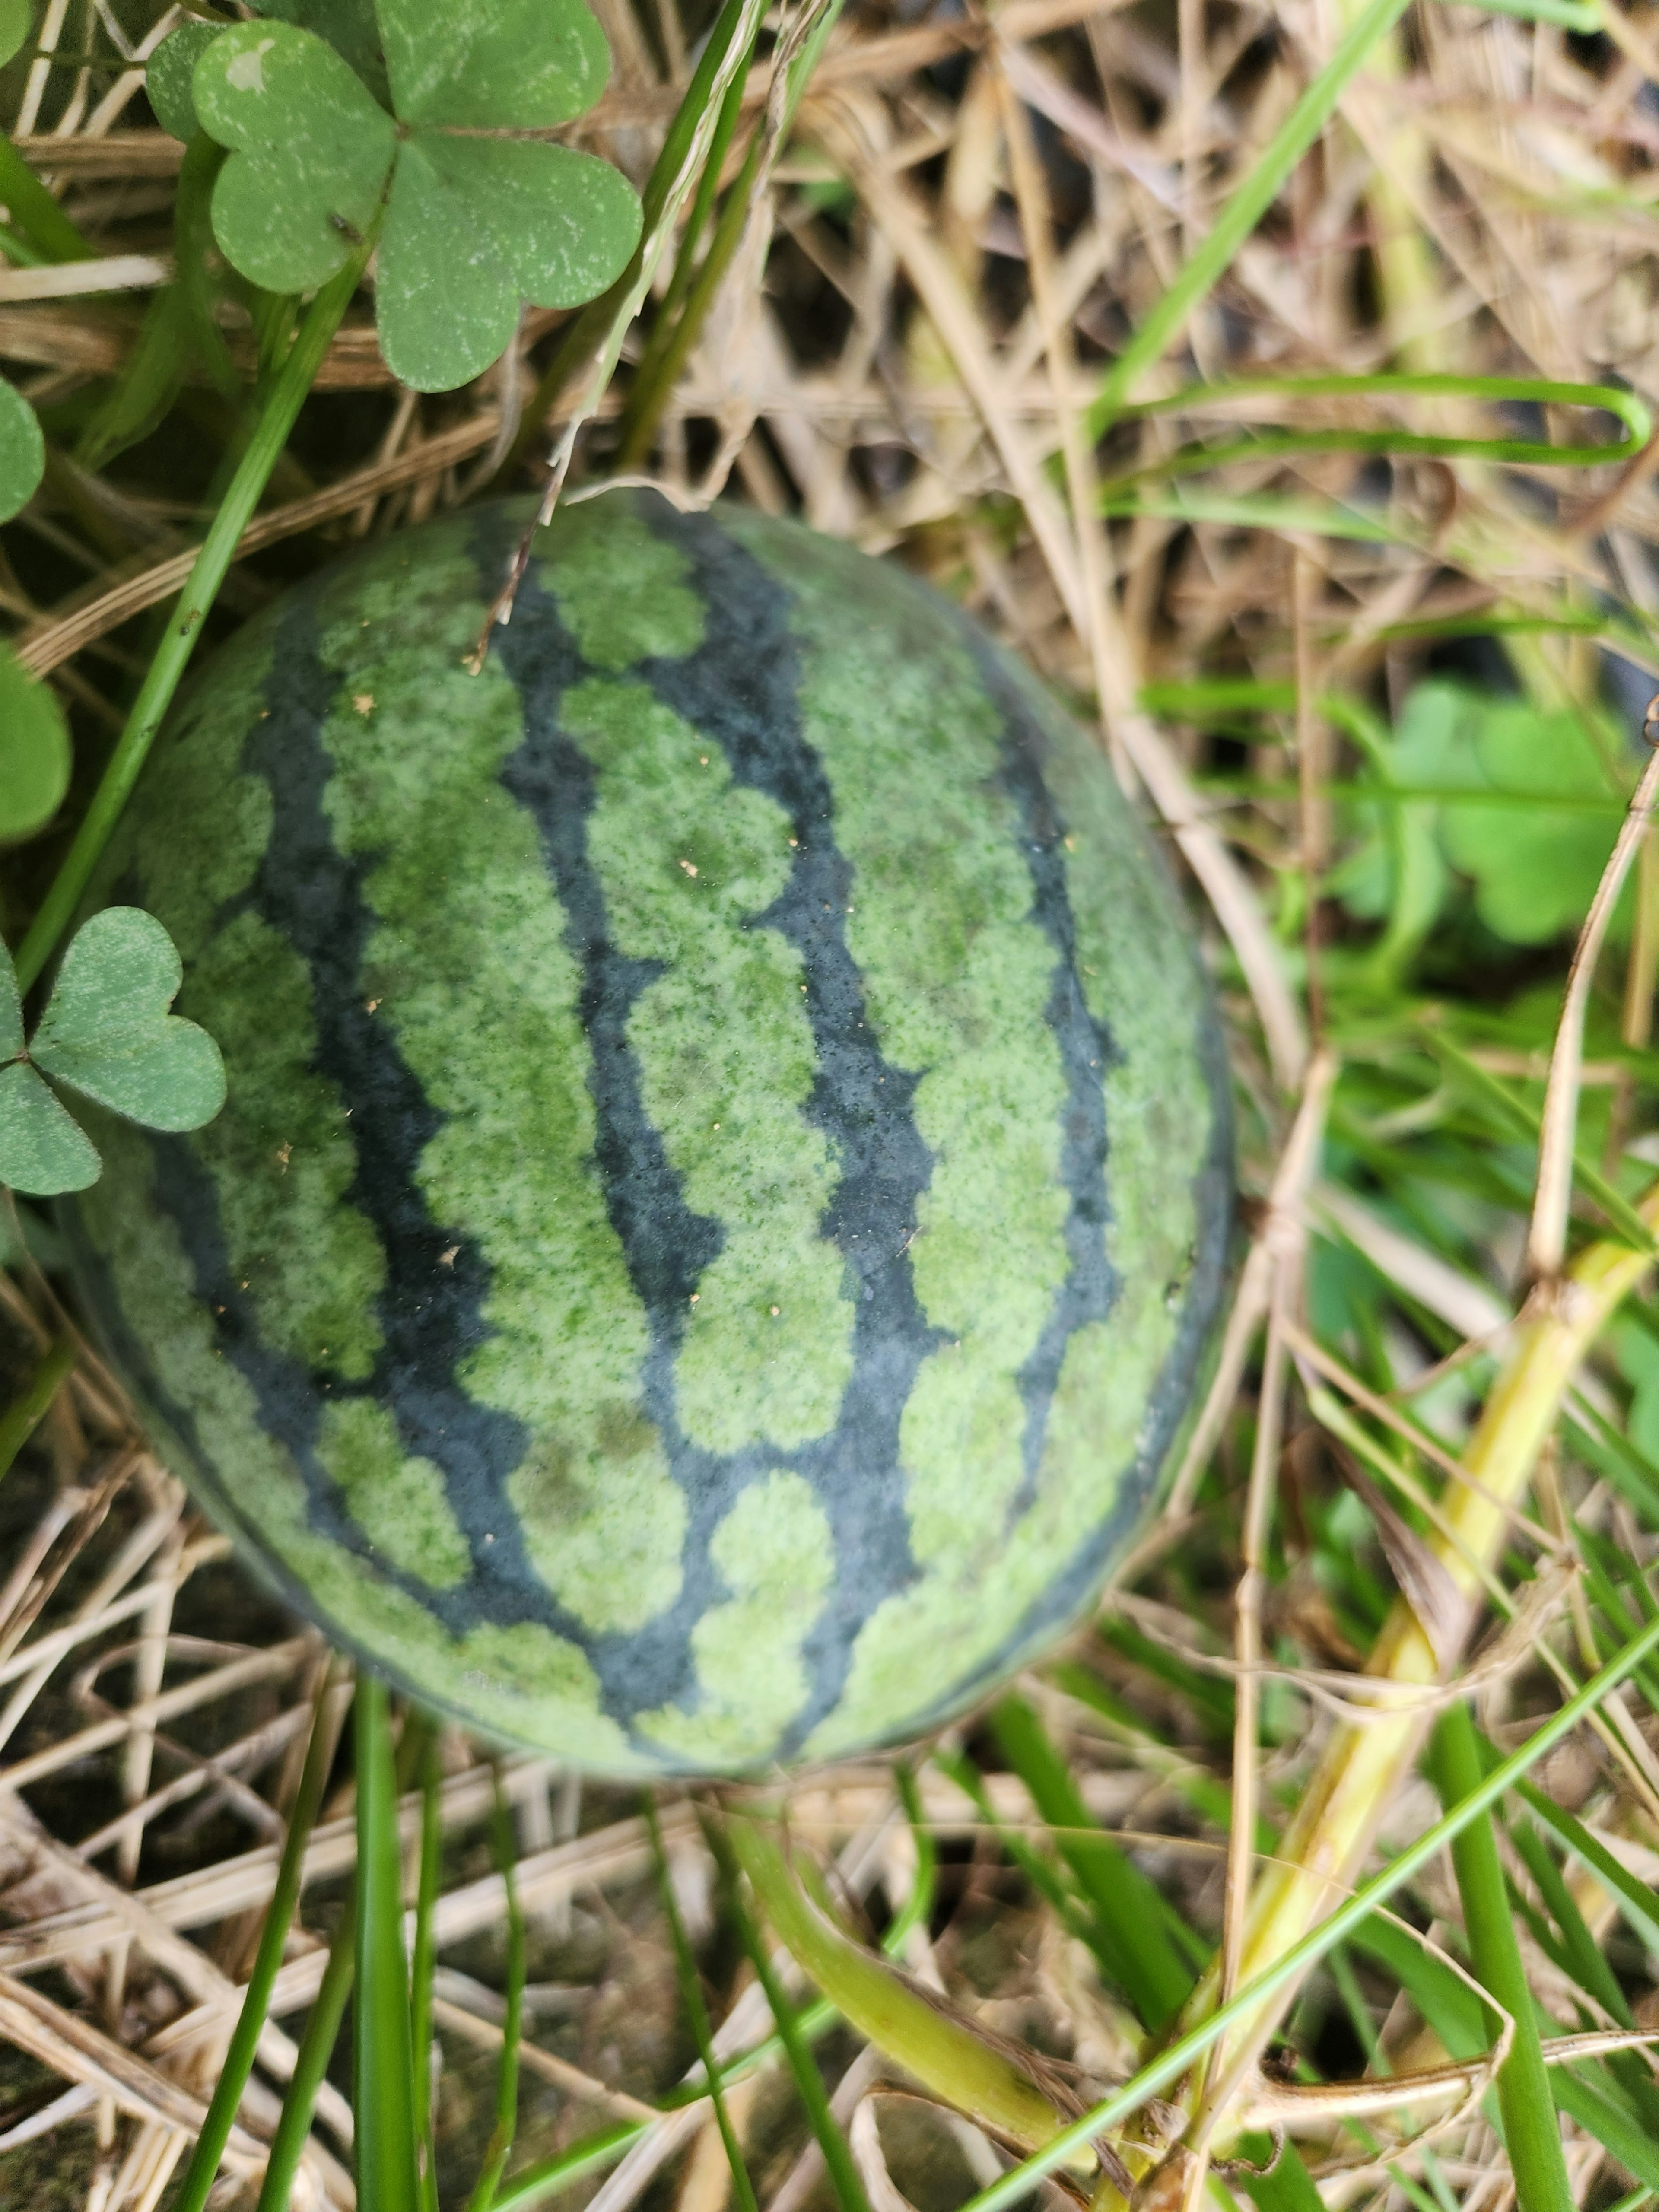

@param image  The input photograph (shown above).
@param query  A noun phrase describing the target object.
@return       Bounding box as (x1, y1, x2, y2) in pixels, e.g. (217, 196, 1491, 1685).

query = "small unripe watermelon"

(66, 493, 1231, 1774)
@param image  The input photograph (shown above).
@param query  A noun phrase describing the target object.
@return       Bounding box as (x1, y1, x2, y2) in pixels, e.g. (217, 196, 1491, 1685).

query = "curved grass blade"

(727, 1814, 1090, 2174)
(707, 1815, 871, 2212)
(647, 1795, 760, 2212)
(465, 1772, 527, 2212)
(355, 1674, 420, 2212)
(171, 1668, 338, 2212)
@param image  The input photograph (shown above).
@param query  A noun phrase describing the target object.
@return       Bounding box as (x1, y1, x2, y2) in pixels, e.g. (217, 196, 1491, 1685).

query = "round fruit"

(65, 493, 1232, 1774)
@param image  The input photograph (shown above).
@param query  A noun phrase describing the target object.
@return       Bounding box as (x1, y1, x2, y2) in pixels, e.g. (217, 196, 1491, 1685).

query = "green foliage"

(354, 1675, 421, 2212)
(1431, 1704, 1573, 2212)
(0, 909, 225, 1196)
(254, 0, 391, 103)
(990, 1695, 1198, 2031)
(0, 643, 68, 846)
(1339, 680, 1630, 948)
(0, 372, 42, 521)
(184, 0, 642, 391)
(0, 0, 30, 73)
(146, 19, 222, 140)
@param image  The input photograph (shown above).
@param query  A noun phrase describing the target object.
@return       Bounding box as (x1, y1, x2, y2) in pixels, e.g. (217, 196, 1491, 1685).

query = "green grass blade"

(1089, 0, 1412, 426)
(647, 1796, 760, 2212)
(1505, 1816, 1631, 2025)
(255, 1893, 356, 2212)
(412, 1730, 443, 2212)
(260, 1705, 435, 2212)
(990, 1695, 1195, 2030)
(1509, 1777, 1659, 1955)
(1110, 373, 1648, 468)
(172, 1672, 337, 2212)
(1431, 1702, 1572, 2212)
(0, 1334, 73, 1483)
(488, 2120, 645, 2212)
(355, 1675, 421, 2212)
(1550, 2065, 1659, 2188)
(466, 1773, 527, 2212)
(887, 1763, 937, 1951)
(708, 1817, 871, 2212)
(0, 137, 95, 262)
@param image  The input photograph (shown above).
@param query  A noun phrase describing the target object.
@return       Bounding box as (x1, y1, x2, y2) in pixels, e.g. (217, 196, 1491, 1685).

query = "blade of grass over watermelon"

(707, 1816, 871, 2212)
(941, 1608, 1659, 2212)
(647, 1795, 761, 2212)
(500, 0, 764, 480)
(171, 1668, 339, 2212)
(617, 0, 845, 466)
(355, 1674, 421, 2212)
(11, 227, 378, 995)
(0, 1332, 72, 1483)
(1429, 1703, 1573, 2212)
(989, 1695, 1198, 2027)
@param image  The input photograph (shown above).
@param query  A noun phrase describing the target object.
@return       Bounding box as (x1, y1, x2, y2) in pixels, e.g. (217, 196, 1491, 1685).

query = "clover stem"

(11, 234, 376, 996)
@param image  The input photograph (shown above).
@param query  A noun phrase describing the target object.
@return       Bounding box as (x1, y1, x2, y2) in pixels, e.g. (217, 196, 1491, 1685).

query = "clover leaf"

(0, 0, 32, 74)
(253, 0, 391, 105)
(188, 0, 641, 393)
(1338, 680, 1632, 953)
(147, 19, 230, 143)
(0, 374, 43, 524)
(0, 909, 226, 1197)
(0, 643, 69, 846)
(1437, 690, 1629, 944)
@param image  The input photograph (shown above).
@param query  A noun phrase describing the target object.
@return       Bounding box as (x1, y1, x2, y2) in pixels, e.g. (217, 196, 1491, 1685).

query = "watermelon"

(64, 492, 1231, 1775)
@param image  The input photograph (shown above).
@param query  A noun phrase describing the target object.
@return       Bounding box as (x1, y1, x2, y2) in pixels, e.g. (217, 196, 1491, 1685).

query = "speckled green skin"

(65, 493, 1231, 1775)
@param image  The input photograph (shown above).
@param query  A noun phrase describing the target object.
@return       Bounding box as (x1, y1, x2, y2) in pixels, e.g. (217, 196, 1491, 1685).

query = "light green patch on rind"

(185, 911, 386, 1379)
(565, 677, 853, 1454)
(310, 525, 686, 1639)
(315, 1396, 471, 1589)
(533, 498, 705, 672)
(637, 1471, 832, 1766)
(75, 1115, 631, 1771)
(83, 618, 386, 1382)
